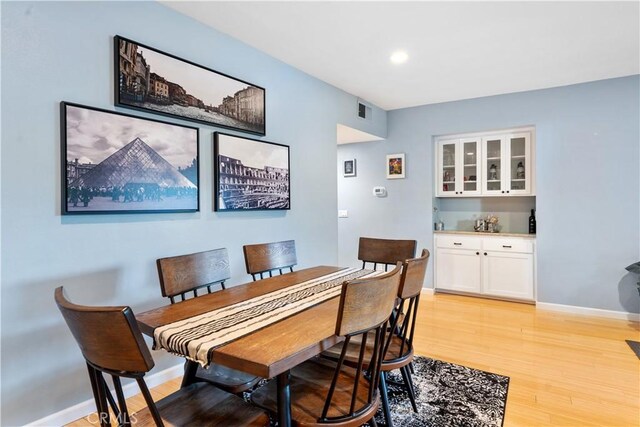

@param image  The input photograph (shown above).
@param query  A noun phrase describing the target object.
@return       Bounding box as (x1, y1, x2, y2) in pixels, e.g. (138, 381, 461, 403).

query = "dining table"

(136, 265, 370, 427)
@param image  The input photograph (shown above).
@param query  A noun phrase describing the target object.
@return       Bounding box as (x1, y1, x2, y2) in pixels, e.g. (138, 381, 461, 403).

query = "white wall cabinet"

(436, 127, 534, 197)
(434, 233, 536, 301)
(436, 137, 482, 197)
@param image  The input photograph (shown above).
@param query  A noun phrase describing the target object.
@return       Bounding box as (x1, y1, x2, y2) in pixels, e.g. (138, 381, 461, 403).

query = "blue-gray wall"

(338, 76, 640, 314)
(0, 2, 386, 425)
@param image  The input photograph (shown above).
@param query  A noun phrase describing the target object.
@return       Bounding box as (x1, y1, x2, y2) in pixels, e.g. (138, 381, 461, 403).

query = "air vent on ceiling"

(357, 100, 372, 121)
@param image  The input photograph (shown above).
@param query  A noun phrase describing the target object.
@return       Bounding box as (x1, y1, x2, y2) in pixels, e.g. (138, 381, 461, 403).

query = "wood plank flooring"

(67, 292, 640, 426)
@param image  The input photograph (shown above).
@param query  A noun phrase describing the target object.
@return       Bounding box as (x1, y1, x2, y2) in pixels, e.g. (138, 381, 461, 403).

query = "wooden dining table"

(136, 265, 348, 427)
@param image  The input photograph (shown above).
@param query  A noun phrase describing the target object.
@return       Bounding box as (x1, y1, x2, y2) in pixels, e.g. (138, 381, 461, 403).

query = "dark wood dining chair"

(250, 264, 403, 426)
(156, 248, 261, 394)
(243, 240, 297, 281)
(54, 286, 269, 427)
(358, 237, 417, 271)
(322, 249, 430, 427)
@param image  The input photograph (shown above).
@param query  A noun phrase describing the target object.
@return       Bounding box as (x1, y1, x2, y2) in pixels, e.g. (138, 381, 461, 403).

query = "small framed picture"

(343, 159, 356, 177)
(386, 153, 405, 179)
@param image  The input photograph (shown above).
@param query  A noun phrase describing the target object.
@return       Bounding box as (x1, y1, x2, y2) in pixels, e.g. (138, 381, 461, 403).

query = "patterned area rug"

(251, 356, 509, 427)
(367, 356, 509, 427)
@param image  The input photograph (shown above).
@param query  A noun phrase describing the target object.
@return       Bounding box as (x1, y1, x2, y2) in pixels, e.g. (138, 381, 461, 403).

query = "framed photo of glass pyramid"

(61, 102, 199, 215)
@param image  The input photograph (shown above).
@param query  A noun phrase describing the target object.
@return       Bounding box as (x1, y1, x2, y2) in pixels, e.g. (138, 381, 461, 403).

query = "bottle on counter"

(529, 209, 536, 234)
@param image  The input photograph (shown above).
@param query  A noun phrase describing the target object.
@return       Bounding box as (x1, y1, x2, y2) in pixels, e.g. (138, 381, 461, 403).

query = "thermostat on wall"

(373, 186, 387, 197)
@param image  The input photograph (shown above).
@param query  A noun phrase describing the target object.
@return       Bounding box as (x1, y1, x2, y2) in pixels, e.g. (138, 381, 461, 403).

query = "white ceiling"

(162, 1, 640, 111)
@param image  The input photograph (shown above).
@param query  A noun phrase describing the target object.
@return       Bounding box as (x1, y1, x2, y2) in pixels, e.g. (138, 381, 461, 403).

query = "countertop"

(434, 230, 536, 238)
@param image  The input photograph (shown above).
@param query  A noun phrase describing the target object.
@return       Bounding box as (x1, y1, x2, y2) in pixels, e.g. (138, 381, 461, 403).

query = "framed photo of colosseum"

(214, 132, 290, 211)
(115, 35, 266, 135)
(61, 102, 199, 215)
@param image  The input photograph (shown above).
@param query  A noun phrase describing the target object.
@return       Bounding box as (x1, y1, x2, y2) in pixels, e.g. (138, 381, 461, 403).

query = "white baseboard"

(537, 302, 640, 322)
(421, 287, 435, 296)
(28, 363, 184, 427)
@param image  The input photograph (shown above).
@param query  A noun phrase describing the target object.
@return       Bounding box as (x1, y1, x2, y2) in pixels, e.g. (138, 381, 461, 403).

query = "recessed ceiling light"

(390, 51, 408, 64)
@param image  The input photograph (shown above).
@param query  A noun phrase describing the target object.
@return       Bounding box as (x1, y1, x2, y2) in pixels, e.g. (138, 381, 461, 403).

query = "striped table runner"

(153, 267, 383, 367)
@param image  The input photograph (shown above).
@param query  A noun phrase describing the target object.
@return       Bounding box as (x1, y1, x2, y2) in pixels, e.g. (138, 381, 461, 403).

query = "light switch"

(338, 210, 348, 218)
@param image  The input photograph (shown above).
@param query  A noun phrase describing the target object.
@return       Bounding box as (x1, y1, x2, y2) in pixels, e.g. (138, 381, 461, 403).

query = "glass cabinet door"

(460, 138, 480, 195)
(439, 141, 457, 195)
(482, 137, 503, 194)
(507, 133, 531, 194)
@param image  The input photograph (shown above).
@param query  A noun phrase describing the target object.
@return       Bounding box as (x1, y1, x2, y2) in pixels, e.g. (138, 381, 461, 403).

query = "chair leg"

(112, 376, 131, 426)
(86, 364, 103, 417)
(93, 370, 111, 427)
(400, 366, 418, 413)
(370, 416, 379, 427)
(409, 362, 415, 374)
(379, 372, 394, 427)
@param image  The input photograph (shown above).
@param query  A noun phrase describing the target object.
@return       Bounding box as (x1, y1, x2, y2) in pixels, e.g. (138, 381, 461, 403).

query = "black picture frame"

(61, 102, 200, 215)
(343, 159, 356, 177)
(114, 35, 266, 136)
(214, 132, 290, 211)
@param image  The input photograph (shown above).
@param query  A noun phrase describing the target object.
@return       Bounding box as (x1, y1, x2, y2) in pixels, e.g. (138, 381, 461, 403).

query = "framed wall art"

(115, 35, 266, 135)
(214, 132, 290, 211)
(386, 153, 405, 179)
(343, 159, 356, 177)
(61, 102, 199, 215)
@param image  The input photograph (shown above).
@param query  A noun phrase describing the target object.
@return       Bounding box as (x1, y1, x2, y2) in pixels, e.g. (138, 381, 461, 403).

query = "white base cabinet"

(434, 233, 536, 301)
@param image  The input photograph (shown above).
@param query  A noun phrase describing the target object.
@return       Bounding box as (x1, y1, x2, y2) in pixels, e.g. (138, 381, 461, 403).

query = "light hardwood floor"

(67, 293, 640, 426)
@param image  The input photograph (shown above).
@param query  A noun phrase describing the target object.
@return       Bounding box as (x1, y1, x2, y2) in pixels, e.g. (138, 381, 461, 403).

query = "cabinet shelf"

(443, 181, 455, 184)
(443, 165, 455, 169)
(464, 180, 477, 183)
(486, 157, 501, 160)
(464, 164, 477, 167)
(511, 179, 525, 182)
(511, 155, 526, 159)
(487, 180, 500, 183)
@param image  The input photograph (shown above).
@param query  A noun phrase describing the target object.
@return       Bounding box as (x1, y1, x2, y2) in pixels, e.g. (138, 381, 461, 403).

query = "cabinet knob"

(476, 252, 480, 255)
(453, 242, 462, 246)
(484, 252, 487, 256)
(501, 191, 505, 194)
(507, 190, 510, 194)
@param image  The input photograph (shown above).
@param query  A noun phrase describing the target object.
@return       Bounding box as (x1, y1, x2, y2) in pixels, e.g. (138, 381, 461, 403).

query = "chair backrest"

(386, 249, 430, 362)
(398, 249, 430, 299)
(358, 237, 417, 271)
(55, 286, 154, 375)
(157, 248, 230, 303)
(243, 240, 297, 281)
(320, 264, 402, 423)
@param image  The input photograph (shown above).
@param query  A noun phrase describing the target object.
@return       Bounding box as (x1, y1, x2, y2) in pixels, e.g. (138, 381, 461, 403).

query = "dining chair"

(250, 264, 403, 426)
(243, 240, 297, 281)
(54, 286, 269, 427)
(156, 248, 261, 394)
(358, 237, 417, 271)
(322, 249, 430, 427)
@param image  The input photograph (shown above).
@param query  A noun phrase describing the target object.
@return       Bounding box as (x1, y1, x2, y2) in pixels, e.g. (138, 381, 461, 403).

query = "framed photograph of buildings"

(61, 102, 199, 215)
(214, 132, 290, 211)
(115, 35, 266, 135)
(343, 159, 356, 177)
(386, 153, 405, 179)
